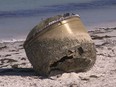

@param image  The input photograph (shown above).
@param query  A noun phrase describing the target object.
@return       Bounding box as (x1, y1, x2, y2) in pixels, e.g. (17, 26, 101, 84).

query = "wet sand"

(0, 27, 116, 87)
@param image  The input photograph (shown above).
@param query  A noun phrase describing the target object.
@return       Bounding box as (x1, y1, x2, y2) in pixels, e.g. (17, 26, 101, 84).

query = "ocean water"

(0, 0, 116, 41)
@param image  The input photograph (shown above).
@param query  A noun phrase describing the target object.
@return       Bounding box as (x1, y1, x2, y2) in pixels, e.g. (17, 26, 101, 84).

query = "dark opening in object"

(78, 47, 84, 55)
(50, 56, 73, 68)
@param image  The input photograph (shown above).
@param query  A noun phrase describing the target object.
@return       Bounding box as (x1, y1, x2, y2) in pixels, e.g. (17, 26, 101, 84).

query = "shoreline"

(86, 21, 116, 30)
(0, 21, 116, 43)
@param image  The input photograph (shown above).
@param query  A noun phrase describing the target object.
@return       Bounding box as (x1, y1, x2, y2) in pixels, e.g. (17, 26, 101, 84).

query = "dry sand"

(0, 27, 116, 87)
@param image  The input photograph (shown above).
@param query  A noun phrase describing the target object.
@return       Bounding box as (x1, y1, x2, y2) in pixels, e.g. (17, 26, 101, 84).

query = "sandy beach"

(0, 26, 116, 87)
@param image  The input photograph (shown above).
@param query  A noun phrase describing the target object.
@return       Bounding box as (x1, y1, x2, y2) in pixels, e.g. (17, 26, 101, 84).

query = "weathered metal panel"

(24, 14, 96, 76)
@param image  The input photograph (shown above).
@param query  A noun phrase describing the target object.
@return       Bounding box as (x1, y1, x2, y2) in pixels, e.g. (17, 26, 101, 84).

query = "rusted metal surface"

(24, 13, 96, 76)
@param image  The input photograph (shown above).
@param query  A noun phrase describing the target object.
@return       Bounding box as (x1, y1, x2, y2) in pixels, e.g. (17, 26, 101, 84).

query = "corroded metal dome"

(24, 13, 96, 76)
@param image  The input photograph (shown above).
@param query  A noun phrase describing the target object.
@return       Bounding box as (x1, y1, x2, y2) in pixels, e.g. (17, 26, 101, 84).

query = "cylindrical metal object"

(24, 14, 96, 76)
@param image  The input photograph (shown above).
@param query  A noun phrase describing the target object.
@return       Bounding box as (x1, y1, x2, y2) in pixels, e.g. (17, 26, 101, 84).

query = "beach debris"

(89, 75, 99, 78)
(21, 57, 26, 60)
(4, 54, 11, 57)
(0, 58, 17, 64)
(12, 64, 19, 69)
(79, 76, 90, 81)
(0, 45, 7, 50)
(24, 13, 96, 76)
(91, 35, 112, 40)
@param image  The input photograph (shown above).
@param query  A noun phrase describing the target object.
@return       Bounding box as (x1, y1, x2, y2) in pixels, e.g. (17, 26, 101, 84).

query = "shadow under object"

(24, 13, 96, 76)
